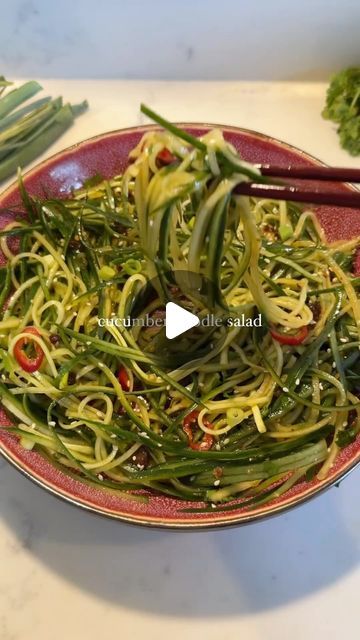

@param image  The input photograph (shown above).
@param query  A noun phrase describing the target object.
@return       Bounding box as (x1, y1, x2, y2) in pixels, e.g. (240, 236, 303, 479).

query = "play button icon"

(126, 270, 230, 367)
(165, 302, 200, 340)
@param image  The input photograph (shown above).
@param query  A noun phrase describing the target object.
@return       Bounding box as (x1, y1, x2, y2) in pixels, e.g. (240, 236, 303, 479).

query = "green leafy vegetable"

(322, 67, 360, 155)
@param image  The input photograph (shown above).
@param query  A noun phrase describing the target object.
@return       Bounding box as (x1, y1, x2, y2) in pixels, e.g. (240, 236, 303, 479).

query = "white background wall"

(0, 0, 359, 80)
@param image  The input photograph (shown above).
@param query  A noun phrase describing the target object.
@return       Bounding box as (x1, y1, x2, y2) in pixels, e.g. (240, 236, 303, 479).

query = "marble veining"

(0, 1, 360, 80)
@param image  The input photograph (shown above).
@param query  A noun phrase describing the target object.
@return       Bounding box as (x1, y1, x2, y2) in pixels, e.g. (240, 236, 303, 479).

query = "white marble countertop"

(1, 80, 360, 640)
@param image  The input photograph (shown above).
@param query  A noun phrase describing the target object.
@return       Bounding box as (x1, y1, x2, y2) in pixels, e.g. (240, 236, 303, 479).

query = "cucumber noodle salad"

(0, 105, 360, 511)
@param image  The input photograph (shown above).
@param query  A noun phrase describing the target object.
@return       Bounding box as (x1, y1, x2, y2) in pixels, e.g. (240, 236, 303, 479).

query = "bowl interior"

(0, 124, 359, 528)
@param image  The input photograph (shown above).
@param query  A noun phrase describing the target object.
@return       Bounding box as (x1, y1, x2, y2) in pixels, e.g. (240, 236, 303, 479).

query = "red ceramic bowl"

(1, 124, 360, 529)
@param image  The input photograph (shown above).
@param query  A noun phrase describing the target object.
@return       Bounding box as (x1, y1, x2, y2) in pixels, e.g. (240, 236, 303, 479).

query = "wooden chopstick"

(256, 164, 360, 183)
(235, 182, 360, 208)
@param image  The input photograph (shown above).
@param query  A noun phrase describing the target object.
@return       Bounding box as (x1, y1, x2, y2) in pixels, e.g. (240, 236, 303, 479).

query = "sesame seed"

(340, 337, 348, 343)
(223, 438, 230, 445)
(319, 383, 324, 390)
(86, 341, 91, 345)
(110, 434, 117, 439)
(211, 503, 217, 509)
(342, 421, 348, 427)
(295, 378, 300, 386)
(332, 361, 336, 368)
(283, 386, 289, 393)
(214, 479, 220, 486)
(98, 474, 104, 481)
(48, 420, 56, 426)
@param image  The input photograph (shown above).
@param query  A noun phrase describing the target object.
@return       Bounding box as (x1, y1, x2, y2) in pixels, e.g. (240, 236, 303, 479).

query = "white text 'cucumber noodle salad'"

(0, 105, 360, 512)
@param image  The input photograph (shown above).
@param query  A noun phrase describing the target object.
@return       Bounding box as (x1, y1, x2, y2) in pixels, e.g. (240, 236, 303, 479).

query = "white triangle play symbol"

(165, 302, 200, 340)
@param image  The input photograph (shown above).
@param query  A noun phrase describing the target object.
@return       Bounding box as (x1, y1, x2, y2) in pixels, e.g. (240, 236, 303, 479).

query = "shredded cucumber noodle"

(0, 107, 360, 508)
